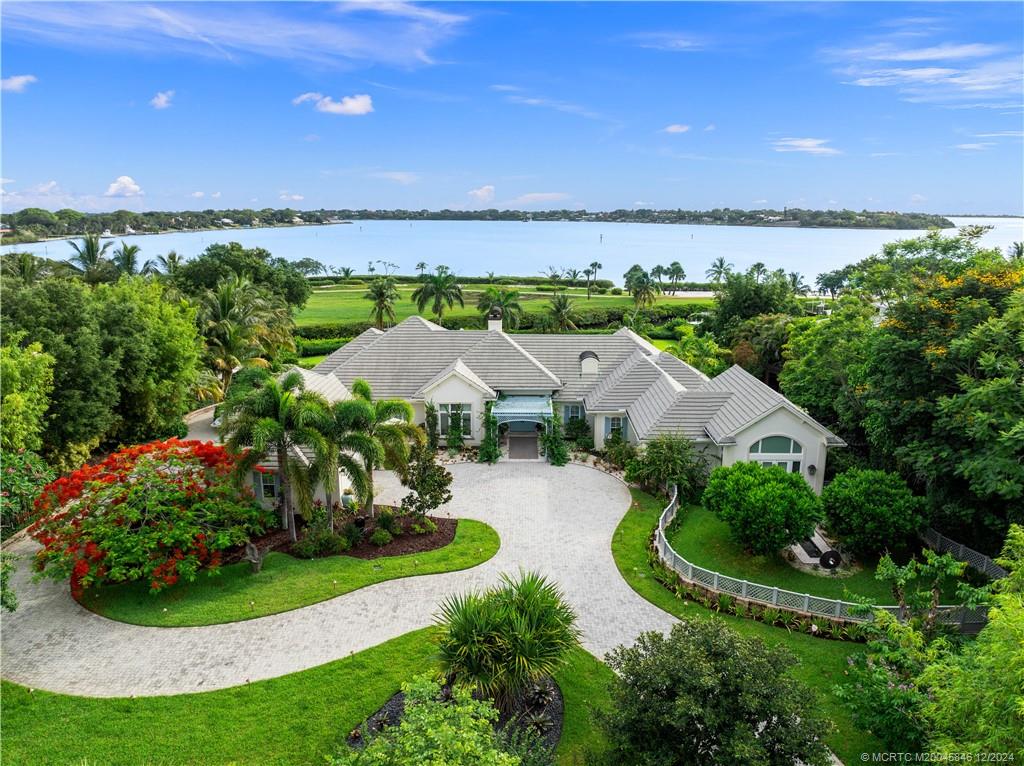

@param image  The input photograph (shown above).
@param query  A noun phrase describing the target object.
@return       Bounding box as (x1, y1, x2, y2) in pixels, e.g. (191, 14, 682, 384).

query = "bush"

(600, 620, 834, 765)
(369, 528, 393, 547)
(377, 509, 402, 536)
(411, 517, 438, 535)
(610, 287, 623, 295)
(602, 431, 636, 470)
(29, 439, 271, 596)
(702, 462, 822, 555)
(822, 469, 923, 557)
(341, 521, 364, 548)
(0, 449, 54, 541)
(624, 433, 708, 500)
(540, 413, 569, 466)
(564, 416, 589, 443)
(293, 527, 348, 559)
(295, 337, 350, 357)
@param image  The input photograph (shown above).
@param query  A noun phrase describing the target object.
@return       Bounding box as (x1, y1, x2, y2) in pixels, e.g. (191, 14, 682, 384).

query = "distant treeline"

(1, 205, 955, 243)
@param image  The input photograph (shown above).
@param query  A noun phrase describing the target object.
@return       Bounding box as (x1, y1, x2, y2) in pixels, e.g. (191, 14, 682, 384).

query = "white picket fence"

(653, 488, 989, 631)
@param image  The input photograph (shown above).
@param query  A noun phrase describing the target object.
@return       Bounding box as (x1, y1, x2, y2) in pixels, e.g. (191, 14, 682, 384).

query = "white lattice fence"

(921, 527, 1007, 581)
(654, 488, 988, 631)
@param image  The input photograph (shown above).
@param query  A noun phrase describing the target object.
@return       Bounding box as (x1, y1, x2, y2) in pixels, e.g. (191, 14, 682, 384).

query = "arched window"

(749, 435, 803, 473)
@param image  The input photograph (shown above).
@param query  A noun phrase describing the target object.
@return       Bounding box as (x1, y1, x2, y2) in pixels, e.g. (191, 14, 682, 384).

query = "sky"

(2, 1, 1022, 215)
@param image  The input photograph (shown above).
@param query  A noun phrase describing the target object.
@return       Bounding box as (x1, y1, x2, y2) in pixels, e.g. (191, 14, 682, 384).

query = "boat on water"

(100, 229, 114, 238)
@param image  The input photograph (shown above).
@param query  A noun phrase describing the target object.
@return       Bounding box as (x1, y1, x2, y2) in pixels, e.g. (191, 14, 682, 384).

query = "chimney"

(487, 306, 504, 332)
(579, 350, 599, 375)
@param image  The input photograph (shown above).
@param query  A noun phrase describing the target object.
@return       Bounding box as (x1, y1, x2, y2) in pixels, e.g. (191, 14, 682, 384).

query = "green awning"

(492, 395, 553, 425)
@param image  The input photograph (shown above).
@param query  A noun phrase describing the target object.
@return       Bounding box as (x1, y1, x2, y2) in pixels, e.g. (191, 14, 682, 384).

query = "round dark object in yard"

(819, 549, 842, 569)
(354, 517, 366, 529)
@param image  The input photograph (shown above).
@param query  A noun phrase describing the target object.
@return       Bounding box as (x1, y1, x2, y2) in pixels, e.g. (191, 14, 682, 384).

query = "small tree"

(447, 404, 465, 455)
(478, 401, 500, 464)
(425, 401, 440, 452)
(625, 433, 707, 500)
(601, 619, 833, 766)
(540, 413, 569, 466)
(821, 469, 923, 557)
(702, 462, 821, 554)
(400, 443, 453, 516)
(0, 450, 54, 541)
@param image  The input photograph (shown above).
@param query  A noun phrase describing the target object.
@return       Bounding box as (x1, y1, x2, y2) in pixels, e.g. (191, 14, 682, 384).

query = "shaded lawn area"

(2, 632, 613, 766)
(297, 354, 327, 368)
(614, 490, 883, 764)
(82, 519, 499, 627)
(297, 286, 710, 326)
(669, 504, 962, 604)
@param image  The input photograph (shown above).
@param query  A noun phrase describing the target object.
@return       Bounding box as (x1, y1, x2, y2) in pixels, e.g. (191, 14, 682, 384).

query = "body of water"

(7, 216, 1022, 283)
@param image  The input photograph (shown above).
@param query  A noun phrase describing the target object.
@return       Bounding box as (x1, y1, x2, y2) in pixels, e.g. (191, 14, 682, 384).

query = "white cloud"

(910, 193, 928, 203)
(505, 94, 607, 122)
(294, 92, 373, 115)
(704, 123, 716, 132)
(844, 42, 1004, 62)
(752, 199, 768, 204)
(190, 191, 205, 198)
(954, 142, 995, 151)
(211, 191, 222, 199)
(975, 131, 1024, 137)
(628, 32, 706, 52)
(2, 3, 466, 69)
(662, 124, 691, 134)
(1, 74, 37, 92)
(467, 184, 495, 203)
(508, 192, 570, 206)
(369, 170, 419, 185)
(771, 137, 841, 155)
(104, 175, 144, 197)
(279, 192, 305, 201)
(0, 178, 14, 185)
(489, 84, 522, 92)
(150, 89, 174, 109)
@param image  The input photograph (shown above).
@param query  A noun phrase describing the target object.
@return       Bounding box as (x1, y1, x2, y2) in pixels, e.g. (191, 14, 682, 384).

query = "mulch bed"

(346, 676, 564, 751)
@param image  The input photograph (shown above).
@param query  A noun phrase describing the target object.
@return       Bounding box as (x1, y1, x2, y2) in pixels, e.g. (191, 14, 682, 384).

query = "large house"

(294, 312, 843, 494)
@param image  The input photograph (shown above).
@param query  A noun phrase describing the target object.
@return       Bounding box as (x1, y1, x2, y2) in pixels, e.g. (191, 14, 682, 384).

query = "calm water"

(7, 216, 1022, 283)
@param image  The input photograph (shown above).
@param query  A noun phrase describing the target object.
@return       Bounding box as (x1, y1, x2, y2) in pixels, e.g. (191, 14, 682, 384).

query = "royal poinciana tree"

(29, 439, 270, 597)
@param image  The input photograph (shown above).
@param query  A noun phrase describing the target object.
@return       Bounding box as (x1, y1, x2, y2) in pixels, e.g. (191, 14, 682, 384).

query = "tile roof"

(416, 358, 497, 398)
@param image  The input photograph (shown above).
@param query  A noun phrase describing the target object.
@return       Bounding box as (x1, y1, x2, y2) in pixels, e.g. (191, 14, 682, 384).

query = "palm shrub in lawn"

(599, 619, 834, 766)
(702, 461, 821, 555)
(29, 439, 271, 597)
(436, 571, 581, 713)
(821, 468, 923, 557)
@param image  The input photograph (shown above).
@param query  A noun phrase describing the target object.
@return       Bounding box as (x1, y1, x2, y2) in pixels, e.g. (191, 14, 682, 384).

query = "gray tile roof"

(312, 328, 384, 376)
(654, 352, 709, 388)
(640, 392, 735, 441)
(514, 330, 643, 400)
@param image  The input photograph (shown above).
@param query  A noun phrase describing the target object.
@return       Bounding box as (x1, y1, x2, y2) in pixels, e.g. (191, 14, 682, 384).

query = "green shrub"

(602, 431, 636, 469)
(293, 528, 348, 559)
(624, 433, 708, 500)
(564, 416, 589, 443)
(400, 443, 454, 516)
(377, 509, 402, 536)
(540, 413, 569, 466)
(821, 469, 923, 557)
(341, 521, 364, 548)
(411, 517, 438, 535)
(478, 403, 500, 464)
(702, 462, 822, 555)
(611, 287, 623, 295)
(369, 528, 393, 547)
(296, 336, 350, 357)
(446, 404, 465, 454)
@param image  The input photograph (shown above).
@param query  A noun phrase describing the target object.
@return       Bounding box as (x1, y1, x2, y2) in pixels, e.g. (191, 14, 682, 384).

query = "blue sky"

(2, 1, 1022, 214)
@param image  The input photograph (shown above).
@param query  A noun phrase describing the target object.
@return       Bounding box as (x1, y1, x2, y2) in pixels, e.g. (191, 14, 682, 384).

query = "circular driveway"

(1, 463, 677, 697)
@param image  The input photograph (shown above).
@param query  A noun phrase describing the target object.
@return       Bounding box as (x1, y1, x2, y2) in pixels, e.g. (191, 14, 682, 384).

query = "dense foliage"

(172, 242, 311, 308)
(0, 336, 54, 453)
(702, 462, 822, 554)
(29, 439, 270, 596)
(0, 450, 55, 541)
(600, 620, 833, 766)
(540, 413, 569, 466)
(706, 266, 803, 343)
(821, 469, 923, 557)
(477, 402, 501, 464)
(624, 433, 707, 500)
(399, 443, 454, 516)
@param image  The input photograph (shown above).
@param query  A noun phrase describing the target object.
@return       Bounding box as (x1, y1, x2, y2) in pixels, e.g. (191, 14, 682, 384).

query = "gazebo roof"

(491, 395, 553, 424)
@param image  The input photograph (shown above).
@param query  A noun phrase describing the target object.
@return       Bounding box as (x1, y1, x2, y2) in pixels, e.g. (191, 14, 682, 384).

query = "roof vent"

(579, 350, 599, 375)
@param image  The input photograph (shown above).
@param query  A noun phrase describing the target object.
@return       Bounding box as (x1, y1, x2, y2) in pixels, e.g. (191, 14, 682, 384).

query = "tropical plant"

(545, 292, 578, 332)
(66, 234, 114, 283)
(788, 271, 811, 295)
(821, 469, 923, 557)
(541, 265, 562, 280)
(540, 413, 569, 466)
(0, 336, 55, 453)
(29, 439, 270, 596)
(436, 571, 581, 712)
(564, 267, 582, 281)
(151, 250, 185, 277)
(666, 261, 686, 293)
(364, 277, 400, 330)
(415, 260, 428, 277)
(582, 267, 594, 298)
(400, 442, 454, 516)
(411, 267, 464, 321)
(702, 462, 822, 554)
(705, 256, 732, 283)
(666, 324, 730, 376)
(589, 260, 602, 287)
(1008, 241, 1024, 261)
(112, 242, 155, 275)
(0, 450, 54, 541)
(1, 251, 54, 284)
(477, 402, 500, 464)
(0, 552, 16, 612)
(629, 271, 660, 308)
(447, 404, 465, 455)
(331, 378, 421, 517)
(425, 400, 440, 451)
(476, 286, 524, 328)
(624, 433, 707, 500)
(600, 620, 833, 766)
(220, 370, 334, 541)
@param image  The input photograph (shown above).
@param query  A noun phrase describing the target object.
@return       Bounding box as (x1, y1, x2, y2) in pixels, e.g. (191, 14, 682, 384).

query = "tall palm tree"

(366, 261, 376, 276)
(1, 251, 47, 284)
(112, 242, 156, 275)
(152, 250, 185, 277)
(589, 260, 602, 287)
(565, 267, 582, 282)
(364, 277, 400, 330)
(337, 266, 355, 278)
(67, 234, 113, 284)
(1008, 242, 1024, 262)
(546, 293, 579, 332)
(748, 262, 768, 283)
(411, 267, 464, 322)
(650, 264, 665, 292)
(705, 256, 733, 283)
(788, 271, 810, 295)
(416, 261, 429, 277)
(331, 378, 421, 517)
(631, 271, 661, 308)
(667, 261, 686, 294)
(221, 370, 334, 542)
(541, 265, 563, 280)
(476, 286, 523, 328)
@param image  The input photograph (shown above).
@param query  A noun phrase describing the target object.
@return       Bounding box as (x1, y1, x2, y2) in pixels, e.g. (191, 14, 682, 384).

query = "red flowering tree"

(29, 439, 271, 596)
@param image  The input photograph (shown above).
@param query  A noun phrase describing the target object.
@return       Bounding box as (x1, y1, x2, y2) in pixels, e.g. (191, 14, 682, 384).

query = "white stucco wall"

(593, 412, 633, 449)
(421, 374, 490, 444)
(721, 406, 831, 493)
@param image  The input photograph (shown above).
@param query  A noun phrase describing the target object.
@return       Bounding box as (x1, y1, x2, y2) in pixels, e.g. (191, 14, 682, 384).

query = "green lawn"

(297, 285, 711, 327)
(298, 354, 327, 368)
(669, 504, 962, 604)
(82, 519, 499, 627)
(649, 338, 674, 350)
(614, 490, 882, 763)
(1, 628, 613, 765)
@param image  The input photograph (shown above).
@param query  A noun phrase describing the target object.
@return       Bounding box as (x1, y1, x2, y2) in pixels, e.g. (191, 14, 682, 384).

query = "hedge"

(296, 337, 351, 356)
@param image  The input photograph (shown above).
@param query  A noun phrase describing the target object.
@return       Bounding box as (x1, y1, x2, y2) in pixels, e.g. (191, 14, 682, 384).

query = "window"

(564, 404, 582, 422)
(439, 403, 472, 435)
(253, 470, 278, 499)
(609, 416, 623, 436)
(749, 436, 802, 454)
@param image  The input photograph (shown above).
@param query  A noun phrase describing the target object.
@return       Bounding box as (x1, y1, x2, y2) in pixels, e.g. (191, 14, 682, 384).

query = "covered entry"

(492, 395, 552, 460)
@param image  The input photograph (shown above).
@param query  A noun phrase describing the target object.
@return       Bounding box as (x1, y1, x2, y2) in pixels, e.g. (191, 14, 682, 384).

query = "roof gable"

(417, 358, 497, 398)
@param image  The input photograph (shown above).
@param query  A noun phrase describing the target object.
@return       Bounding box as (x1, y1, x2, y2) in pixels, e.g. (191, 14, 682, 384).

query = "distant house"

(219, 218, 235, 225)
(291, 216, 304, 224)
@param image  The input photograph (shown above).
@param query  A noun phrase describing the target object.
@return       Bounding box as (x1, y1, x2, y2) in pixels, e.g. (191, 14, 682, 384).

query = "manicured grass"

(669, 504, 962, 604)
(613, 490, 882, 763)
(298, 354, 327, 368)
(297, 285, 711, 327)
(2, 634, 612, 765)
(649, 338, 674, 350)
(82, 519, 499, 627)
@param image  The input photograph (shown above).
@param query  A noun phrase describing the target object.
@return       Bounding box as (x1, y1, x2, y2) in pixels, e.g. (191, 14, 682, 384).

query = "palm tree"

(542, 265, 563, 280)
(589, 260, 602, 287)
(152, 250, 185, 277)
(221, 370, 334, 542)
(331, 378, 421, 517)
(416, 261, 429, 277)
(476, 286, 523, 328)
(788, 271, 810, 295)
(583, 267, 594, 298)
(748, 262, 768, 283)
(705, 256, 732, 283)
(546, 292, 579, 332)
(67, 234, 113, 283)
(631, 271, 661, 308)
(364, 277, 400, 330)
(411, 267, 464, 322)
(367, 261, 376, 276)
(1, 251, 47, 284)
(667, 261, 686, 294)
(336, 266, 355, 278)
(436, 571, 580, 712)
(564, 267, 582, 282)
(651, 264, 665, 292)
(112, 242, 156, 275)
(1008, 242, 1024, 262)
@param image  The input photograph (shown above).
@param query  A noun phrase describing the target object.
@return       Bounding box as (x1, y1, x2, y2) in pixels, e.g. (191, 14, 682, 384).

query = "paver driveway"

(1, 463, 677, 697)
